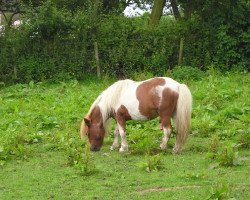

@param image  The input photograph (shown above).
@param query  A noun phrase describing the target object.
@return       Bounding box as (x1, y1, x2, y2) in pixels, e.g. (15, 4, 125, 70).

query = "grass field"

(0, 70, 250, 199)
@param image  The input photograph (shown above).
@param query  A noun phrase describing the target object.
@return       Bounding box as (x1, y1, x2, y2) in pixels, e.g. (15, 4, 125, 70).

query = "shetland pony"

(81, 77, 192, 154)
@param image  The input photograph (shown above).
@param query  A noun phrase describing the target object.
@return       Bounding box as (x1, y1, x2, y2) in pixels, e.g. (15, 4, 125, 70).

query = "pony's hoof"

(160, 143, 166, 150)
(110, 145, 119, 151)
(172, 148, 180, 154)
(119, 146, 128, 153)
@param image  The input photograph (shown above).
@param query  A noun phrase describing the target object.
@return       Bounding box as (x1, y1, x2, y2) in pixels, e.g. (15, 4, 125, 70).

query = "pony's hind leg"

(159, 118, 172, 150)
(110, 126, 120, 150)
(159, 88, 178, 150)
(172, 142, 181, 154)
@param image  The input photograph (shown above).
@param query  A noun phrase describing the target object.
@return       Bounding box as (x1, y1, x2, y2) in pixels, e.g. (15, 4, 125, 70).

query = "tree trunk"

(170, 0, 181, 20)
(148, 0, 166, 26)
(170, 0, 184, 65)
(0, 11, 8, 24)
(12, 47, 17, 79)
(13, 65, 17, 79)
(178, 37, 184, 65)
(94, 41, 101, 78)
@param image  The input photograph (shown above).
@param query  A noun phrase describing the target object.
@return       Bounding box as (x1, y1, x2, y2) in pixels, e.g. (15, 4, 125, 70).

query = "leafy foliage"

(207, 182, 231, 200)
(0, 0, 249, 83)
(66, 138, 97, 176)
(137, 153, 164, 172)
(208, 142, 242, 167)
(171, 65, 205, 81)
(216, 143, 241, 167)
(207, 135, 220, 160)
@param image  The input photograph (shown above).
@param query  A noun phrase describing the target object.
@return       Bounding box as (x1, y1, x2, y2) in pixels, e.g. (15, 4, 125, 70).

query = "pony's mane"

(98, 79, 133, 122)
(80, 79, 133, 138)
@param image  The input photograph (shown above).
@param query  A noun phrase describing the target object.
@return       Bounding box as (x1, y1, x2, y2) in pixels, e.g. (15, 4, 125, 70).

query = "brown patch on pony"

(159, 88, 179, 128)
(136, 78, 166, 119)
(116, 105, 132, 126)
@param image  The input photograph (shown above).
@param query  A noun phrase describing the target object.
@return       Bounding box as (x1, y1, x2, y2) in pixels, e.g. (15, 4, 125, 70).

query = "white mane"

(87, 79, 133, 123)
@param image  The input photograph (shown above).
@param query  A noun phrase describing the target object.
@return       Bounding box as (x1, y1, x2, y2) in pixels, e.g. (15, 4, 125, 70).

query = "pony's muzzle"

(90, 145, 100, 152)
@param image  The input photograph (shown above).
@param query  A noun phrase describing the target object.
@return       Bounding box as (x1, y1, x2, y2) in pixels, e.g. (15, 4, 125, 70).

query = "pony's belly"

(123, 100, 148, 120)
(129, 110, 148, 120)
(119, 100, 148, 121)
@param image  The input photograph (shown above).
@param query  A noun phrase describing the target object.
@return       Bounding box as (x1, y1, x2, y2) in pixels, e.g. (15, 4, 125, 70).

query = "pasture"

(0, 70, 250, 199)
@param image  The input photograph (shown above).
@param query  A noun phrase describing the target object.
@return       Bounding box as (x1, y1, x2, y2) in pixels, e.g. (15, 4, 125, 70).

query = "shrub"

(137, 153, 164, 172)
(208, 142, 241, 167)
(207, 182, 231, 200)
(216, 143, 241, 167)
(236, 132, 250, 149)
(127, 120, 162, 154)
(0, 133, 29, 165)
(207, 135, 220, 160)
(171, 66, 205, 81)
(66, 138, 97, 176)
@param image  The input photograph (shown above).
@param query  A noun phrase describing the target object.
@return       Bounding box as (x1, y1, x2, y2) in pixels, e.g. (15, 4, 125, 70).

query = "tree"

(148, 0, 166, 26)
(0, 0, 21, 26)
(148, 0, 186, 65)
(169, 0, 195, 65)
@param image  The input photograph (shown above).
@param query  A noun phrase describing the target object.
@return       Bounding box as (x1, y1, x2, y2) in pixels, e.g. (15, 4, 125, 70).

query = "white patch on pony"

(110, 125, 119, 150)
(160, 127, 172, 150)
(98, 79, 134, 122)
(155, 77, 179, 108)
(164, 77, 179, 92)
(155, 85, 164, 106)
(117, 81, 148, 120)
(155, 77, 179, 90)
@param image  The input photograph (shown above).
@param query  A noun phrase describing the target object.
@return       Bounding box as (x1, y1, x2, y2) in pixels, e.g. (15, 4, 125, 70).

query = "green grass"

(0, 71, 250, 199)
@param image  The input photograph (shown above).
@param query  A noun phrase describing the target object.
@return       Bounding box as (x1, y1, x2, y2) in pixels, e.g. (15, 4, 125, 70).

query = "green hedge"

(0, 0, 248, 83)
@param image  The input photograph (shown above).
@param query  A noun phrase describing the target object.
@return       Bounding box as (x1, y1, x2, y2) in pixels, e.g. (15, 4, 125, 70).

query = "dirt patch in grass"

(137, 185, 202, 195)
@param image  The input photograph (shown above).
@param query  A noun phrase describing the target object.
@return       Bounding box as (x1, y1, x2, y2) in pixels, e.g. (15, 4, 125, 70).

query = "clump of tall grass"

(66, 138, 97, 175)
(208, 139, 241, 167)
(137, 153, 165, 172)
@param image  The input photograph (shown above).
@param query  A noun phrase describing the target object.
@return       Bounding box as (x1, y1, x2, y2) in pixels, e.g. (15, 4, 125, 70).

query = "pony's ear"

(84, 117, 91, 127)
(80, 118, 89, 138)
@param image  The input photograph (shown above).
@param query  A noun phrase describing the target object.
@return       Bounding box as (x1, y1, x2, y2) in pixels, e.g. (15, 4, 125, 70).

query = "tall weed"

(137, 153, 164, 172)
(66, 138, 97, 176)
(206, 182, 231, 200)
(208, 142, 241, 167)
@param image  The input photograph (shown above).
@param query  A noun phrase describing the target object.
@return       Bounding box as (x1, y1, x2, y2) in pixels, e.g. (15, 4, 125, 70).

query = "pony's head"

(81, 106, 106, 151)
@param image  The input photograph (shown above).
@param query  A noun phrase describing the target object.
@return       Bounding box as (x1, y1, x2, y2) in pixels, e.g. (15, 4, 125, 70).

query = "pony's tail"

(174, 84, 192, 148)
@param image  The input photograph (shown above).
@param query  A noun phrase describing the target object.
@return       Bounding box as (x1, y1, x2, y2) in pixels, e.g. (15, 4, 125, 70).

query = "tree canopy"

(0, 0, 249, 83)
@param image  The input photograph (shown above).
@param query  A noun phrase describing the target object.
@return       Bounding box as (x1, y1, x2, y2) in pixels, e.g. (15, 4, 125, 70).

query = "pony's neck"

(94, 79, 128, 123)
(97, 101, 114, 123)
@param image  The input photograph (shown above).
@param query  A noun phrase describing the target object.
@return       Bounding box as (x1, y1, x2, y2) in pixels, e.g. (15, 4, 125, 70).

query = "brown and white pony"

(81, 77, 192, 154)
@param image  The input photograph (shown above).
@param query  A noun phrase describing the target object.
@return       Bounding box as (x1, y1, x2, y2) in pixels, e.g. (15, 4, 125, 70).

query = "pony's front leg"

(118, 123, 128, 153)
(110, 126, 120, 150)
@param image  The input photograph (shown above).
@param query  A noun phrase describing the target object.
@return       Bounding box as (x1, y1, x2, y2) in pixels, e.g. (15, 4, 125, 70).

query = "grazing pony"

(81, 77, 192, 154)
